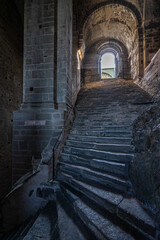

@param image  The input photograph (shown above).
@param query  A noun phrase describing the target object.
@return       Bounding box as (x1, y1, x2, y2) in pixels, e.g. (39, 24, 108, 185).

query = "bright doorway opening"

(101, 53, 116, 79)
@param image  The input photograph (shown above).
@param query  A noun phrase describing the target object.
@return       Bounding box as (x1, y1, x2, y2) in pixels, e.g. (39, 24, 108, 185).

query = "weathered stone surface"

(0, 0, 23, 198)
(130, 105, 160, 223)
(136, 49, 160, 99)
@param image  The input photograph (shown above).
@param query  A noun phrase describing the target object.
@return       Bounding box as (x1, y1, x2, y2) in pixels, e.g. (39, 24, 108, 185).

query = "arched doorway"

(100, 52, 116, 79)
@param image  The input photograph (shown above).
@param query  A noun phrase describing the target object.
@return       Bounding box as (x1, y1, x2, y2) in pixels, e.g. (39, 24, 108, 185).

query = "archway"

(80, 3, 142, 80)
(100, 52, 116, 79)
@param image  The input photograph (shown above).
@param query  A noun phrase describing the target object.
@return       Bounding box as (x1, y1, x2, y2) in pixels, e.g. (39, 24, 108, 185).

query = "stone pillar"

(12, 0, 65, 184)
(72, 13, 80, 105)
(138, 27, 144, 77)
(57, 0, 73, 109)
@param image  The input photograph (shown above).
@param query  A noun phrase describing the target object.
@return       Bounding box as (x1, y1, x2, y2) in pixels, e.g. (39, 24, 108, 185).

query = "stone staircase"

(3, 80, 159, 240)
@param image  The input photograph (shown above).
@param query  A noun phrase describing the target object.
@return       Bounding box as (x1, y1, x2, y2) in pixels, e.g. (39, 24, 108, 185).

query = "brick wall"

(0, 0, 23, 198)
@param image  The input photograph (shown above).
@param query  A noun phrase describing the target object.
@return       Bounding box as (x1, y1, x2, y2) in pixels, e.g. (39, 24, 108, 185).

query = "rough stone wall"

(12, 0, 65, 184)
(75, 0, 141, 32)
(0, 0, 23, 198)
(130, 30, 139, 79)
(82, 41, 130, 83)
(12, 0, 75, 184)
(82, 48, 100, 83)
(135, 49, 160, 99)
(130, 105, 160, 222)
(81, 4, 140, 80)
(23, 0, 55, 104)
(144, 0, 160, 66)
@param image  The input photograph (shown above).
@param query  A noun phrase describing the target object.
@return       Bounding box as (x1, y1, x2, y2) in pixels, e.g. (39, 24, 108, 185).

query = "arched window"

(101, 52, 116, 79)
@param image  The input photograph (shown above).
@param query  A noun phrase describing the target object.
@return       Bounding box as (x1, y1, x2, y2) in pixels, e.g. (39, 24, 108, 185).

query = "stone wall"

(130, 105, 160, 222)
(0, 0, 23, 198)
(82, 40, 130, 83)
(12, 0, 75, 184)
(130, 29, 140, 79)
(12, 0, 61, 184)
(82, 47, 100, 83)
(144, 0, 160, 67)
(135, 49, 160, 99)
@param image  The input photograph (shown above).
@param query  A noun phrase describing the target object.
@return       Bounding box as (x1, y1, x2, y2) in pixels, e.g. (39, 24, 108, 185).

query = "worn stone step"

(70, 129, 132, 137)
(57, 163, 131, 194)
(73, 120, 133, 126)
(75, 112, 139, 117)
(72, 124, 132, 130)
(60, 153, 128, 178)
(68, 135, 132, 144)
(60, 185, 136, 240)
(2, 213, 45, 240)
(58, 174, 157, 240)
(75, 106, 142, 112)
(74, 114, 138, 120)
(22, 201, 58, 240)
(66, 140, 134, 153)
(63, 146, 134, 163)
(56, 187, 98, 240)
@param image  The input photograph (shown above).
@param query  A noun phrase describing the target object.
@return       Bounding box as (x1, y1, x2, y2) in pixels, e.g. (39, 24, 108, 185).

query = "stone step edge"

(58, 165, 131, 195)
(65, 140, 134, 152)
(66, 139, 133, 147)
(60, 152, 127, 167)
(68, 135, 132, 143)
(60, 153, 128, 179)
(58, 162, 128, 184)
(60, 184, 136, 240)
(63, 146, 134, 160)
(58, 174, 156, 240)
(56, 185, 99, 240)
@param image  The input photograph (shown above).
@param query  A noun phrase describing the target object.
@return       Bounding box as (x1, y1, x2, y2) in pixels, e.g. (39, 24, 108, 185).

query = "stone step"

(60, 153, 128, 178)
(68, 135, 132, 144)
(58, 174, 157, 240)
(75, 111, 139, 117)
(56, 187, 98, 240)
(57, 163, 131, 194)
(72, 124, 132, 130)
(73, 120, 134, 126)
(60, 185, 136, 240)
(66, 140, 134, 153)
(63, 146, 134, 163)
(2, 213, 44, 240)
(70, 129, 132, 137)
(74, 114, 138, 120)
(22, 201, 58, 240)
(75, 106, 143, 112)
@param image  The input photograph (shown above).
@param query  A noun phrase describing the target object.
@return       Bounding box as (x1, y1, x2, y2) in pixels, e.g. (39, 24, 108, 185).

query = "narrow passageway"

(55, 79, 157, 240)
(3, 79, 159, 240)
(0, 0, 160, 239)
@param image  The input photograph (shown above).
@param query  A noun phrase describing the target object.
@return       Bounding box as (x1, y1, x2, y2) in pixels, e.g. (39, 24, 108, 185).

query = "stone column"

(57, 0, 73, 109)
(12, 0, 65, 183)
(138, 27, 144, 77)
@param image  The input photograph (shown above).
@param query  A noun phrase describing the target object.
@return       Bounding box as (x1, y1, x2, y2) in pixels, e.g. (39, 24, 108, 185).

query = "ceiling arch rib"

(82, 4, 139, 53)
(78, 0, 142, 48)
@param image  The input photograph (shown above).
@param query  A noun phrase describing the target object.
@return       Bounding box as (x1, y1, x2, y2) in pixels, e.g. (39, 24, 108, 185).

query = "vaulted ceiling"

(83, 4, 138, 51)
